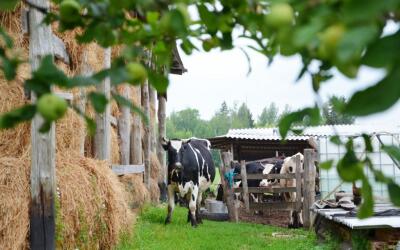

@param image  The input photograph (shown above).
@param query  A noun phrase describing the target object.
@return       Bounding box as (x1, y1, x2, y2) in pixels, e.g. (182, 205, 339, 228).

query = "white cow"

(280, 152, 304, 228)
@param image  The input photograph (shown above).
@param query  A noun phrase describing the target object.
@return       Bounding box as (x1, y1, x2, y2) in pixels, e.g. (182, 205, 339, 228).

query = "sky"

(166, 23, 400, 126)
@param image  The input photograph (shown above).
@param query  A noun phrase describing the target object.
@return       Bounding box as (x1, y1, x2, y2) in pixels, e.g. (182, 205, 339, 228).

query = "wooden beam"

(148, 84, 157, 152)
(240, 160, 250, 212)
(29, 0, 56, 249)
(157, 93, 167, 201)
(295, 154, 302, 214)
(118, 85, 131, 165)
(94, 48, 111, 161)
(234, 173, 302, 180)
(234, 186, 297, 193)
(303, 148, 316, 229)
(221, 152, 238, 222)
(110, 115, 118, 127)
(142, 79, 151, 188)
(130, 86, 142, 165)
(54, 92, 73, 101)
(250, 202, 297, 211)
(111, 164, 144, 175)
(52, 34, 70, 65)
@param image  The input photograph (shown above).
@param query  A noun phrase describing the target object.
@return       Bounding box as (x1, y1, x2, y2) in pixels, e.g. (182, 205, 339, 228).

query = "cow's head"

(281, 152, 304, 174)
(161, 137, 185, 170)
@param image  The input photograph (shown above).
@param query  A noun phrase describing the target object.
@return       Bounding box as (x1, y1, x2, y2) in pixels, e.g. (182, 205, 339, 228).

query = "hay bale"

(0, 156, 30, 250)
(150, 153, 162, 180)
(0, 153, 133, 249)
(111, 127, 120, 164)
(149, 178, 160, 203)
(119, 174, 150, 209)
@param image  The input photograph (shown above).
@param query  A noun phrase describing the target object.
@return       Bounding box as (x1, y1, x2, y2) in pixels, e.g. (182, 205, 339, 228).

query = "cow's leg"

(189, 185, 199, 227)
(165, 185, 175, 225)
(299, 210, 304, 227)
(196, 189, 203, 224)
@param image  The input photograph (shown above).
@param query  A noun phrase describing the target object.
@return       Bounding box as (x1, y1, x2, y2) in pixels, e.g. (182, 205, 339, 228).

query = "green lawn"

(117, 205, 337, 250)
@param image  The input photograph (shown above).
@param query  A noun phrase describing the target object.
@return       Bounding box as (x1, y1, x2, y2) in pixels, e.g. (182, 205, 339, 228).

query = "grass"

(117, 205, 338, 250)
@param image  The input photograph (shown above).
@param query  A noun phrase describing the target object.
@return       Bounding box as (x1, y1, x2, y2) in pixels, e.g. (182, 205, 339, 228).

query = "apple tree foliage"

(1, 0, 400, 217)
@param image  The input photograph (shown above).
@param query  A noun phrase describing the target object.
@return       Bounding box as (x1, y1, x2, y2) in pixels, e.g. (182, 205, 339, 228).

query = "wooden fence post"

(118, 85, 131, 165)
(303, 149, 316, 229)
(29, 0, 56, 248)
(240, 160, 250, 213)
(94, 48, 111, 161)
(295, 154, 302, 226)
(221, 152, 238, 222)
(142, 80, 151, 188)
(131, 86, 142, 165)
(157, 93, 167, 201)
(78, 50, 91, 156)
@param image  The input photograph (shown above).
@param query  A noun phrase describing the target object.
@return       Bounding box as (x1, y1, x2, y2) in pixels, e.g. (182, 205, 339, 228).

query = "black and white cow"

(259, 160, 284, 187)
(162, 137, 215, 227)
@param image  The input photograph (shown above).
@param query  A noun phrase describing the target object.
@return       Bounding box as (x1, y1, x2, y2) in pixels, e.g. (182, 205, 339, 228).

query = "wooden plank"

(118, 86, 131, 165)
(111, 164, 144, 175)
(94, 48, 111, 161)
(157, 94, 167, 201)
(54, 92, 73, 101)
(78, 51, 91, 156)
(142, 77, 151, 188)
(234, 186, 297, 193)
(221, 152, 238, 222)
(29, 0, 56, 249)
(295, 154, 302, 214)
(240, 160, 250, 212)
(303, 149, 316, 229)
(250, 202, 297, 211)
(130, 86, 142, 165)
(52, 34, 70, 65)
(234, 173, 301, 180)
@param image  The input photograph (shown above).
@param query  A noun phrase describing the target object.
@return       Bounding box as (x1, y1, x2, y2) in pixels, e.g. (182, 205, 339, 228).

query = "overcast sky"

(167, 23, 400, 125)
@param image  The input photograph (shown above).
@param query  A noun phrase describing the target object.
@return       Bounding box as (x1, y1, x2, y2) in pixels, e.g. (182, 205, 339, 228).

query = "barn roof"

(170, 44, 187, 75)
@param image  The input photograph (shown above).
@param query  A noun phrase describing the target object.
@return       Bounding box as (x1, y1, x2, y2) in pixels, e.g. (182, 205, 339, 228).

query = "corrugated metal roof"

(217, 124, 400, 140)
(219, 128, 310, 141)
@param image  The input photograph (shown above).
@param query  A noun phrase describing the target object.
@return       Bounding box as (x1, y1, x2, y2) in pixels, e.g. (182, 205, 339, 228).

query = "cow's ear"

(161, 137, 169, 150)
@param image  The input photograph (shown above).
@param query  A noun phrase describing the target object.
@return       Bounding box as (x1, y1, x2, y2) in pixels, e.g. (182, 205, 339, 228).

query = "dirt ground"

(237, 203, 291, 228)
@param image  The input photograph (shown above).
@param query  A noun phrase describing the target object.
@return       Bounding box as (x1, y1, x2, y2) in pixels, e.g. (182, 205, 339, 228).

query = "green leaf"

(345, 68, 400, 116)
(363, 31, 400, 68)
(358, 178, 374, 219)
(85, 116, 96, 136)
(148, 71, 168, 94)
(111, 93, 149, 125)
(278, 107, 320, 139)
(381, 145, 400, 164)
(320, 160, 334, 170)
(88, 92, 108, 113)
(0, 105, 36, 129)
(330, 135, 342, 145)
(388, 182, 400, 207)
(0, 27, 13, 48)
(39, 121, 52, 133)
(337, 149, 364, 182)
(0, 0, 19, 10)
(362, 134, 373, 152)
(293, 21, 323, 48)
(1, 57, 19, 81)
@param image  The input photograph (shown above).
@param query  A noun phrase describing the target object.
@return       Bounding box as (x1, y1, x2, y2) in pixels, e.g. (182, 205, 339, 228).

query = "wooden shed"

(209, 128, 317, 161)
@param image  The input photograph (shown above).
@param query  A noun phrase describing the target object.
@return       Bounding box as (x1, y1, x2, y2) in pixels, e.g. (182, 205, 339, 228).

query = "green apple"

(320, 24, 346, 50)
(265, 3, 294, 28)
(126, 62, 147, 84)
(37, 94, 68, 121)
(59, 0, 81, 24)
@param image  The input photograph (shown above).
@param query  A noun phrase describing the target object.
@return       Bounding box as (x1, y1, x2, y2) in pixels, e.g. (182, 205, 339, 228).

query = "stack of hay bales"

(0, 6, 148, 249)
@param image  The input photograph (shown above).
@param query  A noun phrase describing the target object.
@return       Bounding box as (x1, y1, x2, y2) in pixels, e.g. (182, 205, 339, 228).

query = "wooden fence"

(220, 149, 316, 228)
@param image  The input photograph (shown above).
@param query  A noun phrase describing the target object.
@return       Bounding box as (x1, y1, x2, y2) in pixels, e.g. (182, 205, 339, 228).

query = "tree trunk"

(118, 85, 131, 165)
(157, 94, 167, 201)
(29, 0, 56, 248)
(131, 86, 142, 165)
(142, 81, 151, 188)
(94, 48, 111, 161)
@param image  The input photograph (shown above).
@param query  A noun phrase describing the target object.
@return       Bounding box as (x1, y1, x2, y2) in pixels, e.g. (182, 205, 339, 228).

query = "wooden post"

(142, 80, 151, 188)
(295, 154, 302, 222)
(303, 149, 316, 229)
(94, 48, 111, 161)
(118, 85, 131, 165)
(221, 152, 238, 222)
(240, 160, 250, 213)
(130, 86, 142, 165)
(148, 85, 157, 152)
(29, 0, 56, 248)
(78, 50, 91, 156)
(157, 93, 167, 201)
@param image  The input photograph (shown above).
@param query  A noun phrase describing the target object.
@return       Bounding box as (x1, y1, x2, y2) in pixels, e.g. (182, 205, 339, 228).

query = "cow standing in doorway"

(162, 137, 215, 227)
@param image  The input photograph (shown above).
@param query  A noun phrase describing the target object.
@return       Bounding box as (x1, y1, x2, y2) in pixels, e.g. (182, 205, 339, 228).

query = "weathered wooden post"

(303, 148, 316, 229)
(131, 86, 142, 165)
(94, 48, 111, 161)
(142, 80, 151, 188)
(240, 160, 250, 213)
(29, 0, 56, 248)
(118, 85, 131, 165)
(295, 154, 302, 227)
(221, 152, 238, 222)
(157, 93, 167, 201)
(149, 85, 157, 151)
